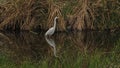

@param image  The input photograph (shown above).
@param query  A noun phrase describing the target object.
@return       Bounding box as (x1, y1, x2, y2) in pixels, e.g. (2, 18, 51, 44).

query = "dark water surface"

(0, 31, 120, 67)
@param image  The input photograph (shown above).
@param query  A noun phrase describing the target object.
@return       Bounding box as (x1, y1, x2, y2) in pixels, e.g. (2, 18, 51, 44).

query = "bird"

(45, 16, 58, 36)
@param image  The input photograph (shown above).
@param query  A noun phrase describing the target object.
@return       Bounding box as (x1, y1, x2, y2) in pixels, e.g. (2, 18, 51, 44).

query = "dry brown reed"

(0, 0, 48, 31)
(47, 0, 65, 31)
(0, 0, 119, 31)
(0, 0, 36, 30)
(72, 0, 95, 30)
(48, 0, 95, 31)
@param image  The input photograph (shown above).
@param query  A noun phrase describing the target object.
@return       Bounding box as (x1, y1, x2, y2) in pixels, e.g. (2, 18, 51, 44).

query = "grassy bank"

(0, 0, 120, 31)
(0, 43, 120, 68)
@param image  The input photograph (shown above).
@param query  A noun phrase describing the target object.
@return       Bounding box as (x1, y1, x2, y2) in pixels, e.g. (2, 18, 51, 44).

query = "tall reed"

(0, 0, 120, 31)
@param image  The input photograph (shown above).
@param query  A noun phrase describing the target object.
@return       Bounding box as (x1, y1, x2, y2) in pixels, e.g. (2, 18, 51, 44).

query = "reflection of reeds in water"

(54, 31, 120, 55)
(0, 32, 55, 64)
(0, 31, 120, 65)
(52, 32, 120, 67)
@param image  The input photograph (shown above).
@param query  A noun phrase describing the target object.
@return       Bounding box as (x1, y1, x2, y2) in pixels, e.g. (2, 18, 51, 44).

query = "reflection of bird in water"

(45, 17, 58, 36)
(45, 36, 58, 57)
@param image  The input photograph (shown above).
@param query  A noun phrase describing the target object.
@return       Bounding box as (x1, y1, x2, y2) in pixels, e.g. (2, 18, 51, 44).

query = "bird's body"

(45, 17, 58, 36)
(45, 27, 55, 36)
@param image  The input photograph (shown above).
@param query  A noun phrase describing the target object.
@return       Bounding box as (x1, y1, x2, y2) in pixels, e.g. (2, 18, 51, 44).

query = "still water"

(0, 31, 120, 68)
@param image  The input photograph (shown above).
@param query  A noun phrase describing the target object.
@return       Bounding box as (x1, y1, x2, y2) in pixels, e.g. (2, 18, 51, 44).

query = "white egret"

(45, 17, 58, 36)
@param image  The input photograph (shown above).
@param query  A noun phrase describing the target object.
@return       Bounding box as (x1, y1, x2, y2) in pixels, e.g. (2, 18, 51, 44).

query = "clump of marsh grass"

(56, 0, 120, 31)
(0, 0, 35, 30)
(46, 0, 65, 31)
(93, 0, 120, 30)
(50, 0, 95, 31)
(0, 0, 120, 31)
(72, 0, 95, 30)
(0, 0, 48, 31)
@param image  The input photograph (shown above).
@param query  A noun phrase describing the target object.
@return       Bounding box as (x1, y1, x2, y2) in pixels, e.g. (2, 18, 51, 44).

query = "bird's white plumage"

(45, 16, 58, 36)
(45, 27, 55, 36)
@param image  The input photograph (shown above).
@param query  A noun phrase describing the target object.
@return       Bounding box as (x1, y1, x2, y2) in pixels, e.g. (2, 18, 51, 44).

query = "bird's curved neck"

(53, 18, 57, 28)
